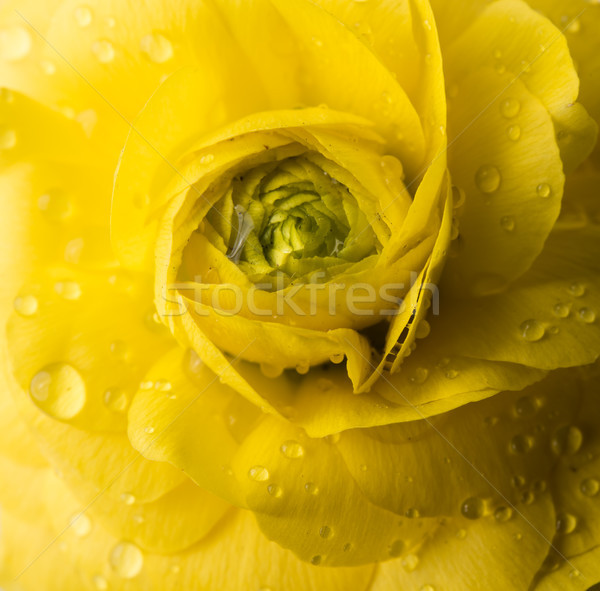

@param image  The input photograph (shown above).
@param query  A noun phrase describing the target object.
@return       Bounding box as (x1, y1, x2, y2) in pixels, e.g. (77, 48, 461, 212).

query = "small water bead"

(514, 395, 537, 418)
(484, 416, 499, 427)
(109, 541, 144, 579)
(581, 478, 600, 497)
(401, 553, 419, 571)
(551, 425, 583, 455)
(388, 539, 404, 557)
(520, 319, 545, 342)
(92, 39, 115, 63)
(409, 367, 429, 385)
(532, 480, 547, 494)
(92, 575, 108, 590)
(520, 490, 535, 504)
(305, 482, 319, 495)
(420, 586, 435, 591)
(578, 307, 597, 324)
(319, 525, 333, 539)
(248, 466, 270, 482)
(455, 528, 467, 539)
(461, 497, 485, 520)
(0, 26, 32, 61)
(536, 183, 552, 198)
(500, 215, 516, 232)
(140, 32, 173, 63)
(405, 507, 420, 519)
(553, 303, 571, 318)
(103, 387, 128, 412)
(510, 433, 534, 454)
(69, 513, 92, 537)
(565, 17, 581, 33)
(38, 189, 73, 222)
(343, 542, 353, 552)
(260, 363, 284, 378)
(120, 492, 136, 506)
(452, 185, 466, 208)
(200, 153, 215, 165)
(144, 426, 155, 434)
(415, 320, 431, 339)
(555, 512, 578, 534)
(513, 532, 523, 541)
(330, 353, 345, 364)
(54, 281, 82, 300)
(74, 5, 93, 27)
(14, 294, 38, 317)
(568, 282, 586, 297)
(310, 555, 322, 566)
(295, 362, 310, 375)
(154, 379, 172, 392)
(30, 363, 86, 420)
(507, 125, 521, 141)
(475, 165, 501, 194)
(267, 484, 283, 498)
(0, 127, 17, 149)
(280, 440, 305, 459)
(500, 97, 521, 118)
(445, 369, 459, 379)
(494, 506, 513, 522)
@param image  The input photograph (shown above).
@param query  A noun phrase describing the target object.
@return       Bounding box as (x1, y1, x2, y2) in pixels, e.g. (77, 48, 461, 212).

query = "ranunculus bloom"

(1, 0, 600, 589)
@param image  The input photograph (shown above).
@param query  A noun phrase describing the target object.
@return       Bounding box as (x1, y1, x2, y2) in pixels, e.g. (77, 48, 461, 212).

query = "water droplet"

(30, 363, 86, 420)
(484, 416, 499, 427)
(536, 183, 552, 198)
(551, 425, 583, 455)
(445, 369, 459, 379)
(409, 367, 429, 384)
(281, 440, 305, 459)
(140, 32, 173, 63)
(455, 528, 467, 539)
(520, 319, 545, 342)
(319, 525, 333, 539)
(329, 353, 345, 364)
(553, 303, 570, 318)
(512, 475, 526, 489)
(260, 363, 284, 378)
(248, 466, 269, 482)
(556, 512, 577, 534)
(507, 125, 521, 141)
(401, 553, 419, 571)
(38, 189, 73, 222)
(305, 482, 319, 495)
(514, 396, 537, 418)
(13, 294, 38, 317)
(566, 17, 581, 33)
(74, 5, 93, 27)
(475, 165, 501, 194)
(267, 484, 283, 498)
(103, 387, 128, 412)
(295, 362, 310, 375)
(154, 379, 172, 392)
(510, 433, 534, 454)
(415, 320, 431, 339)
(500, 215, 516, 232)
(40, 60, 56, 75)
(520, 490, 535, 504)
(420, 586, 435, 591)
(452, 185, 466, 208)
(200, 153, 215, 165)
(69, 513, 91, 536)
(580, 478, 599, 497)
(0, 26, 32, 61)
(513, 532, 523, 541)
(578, 308, 596, 324)
(494, 506, 513, 522)
(92, 575, 108, 590)
(310, 555, 322, 565)
(568, 282, 586, 297)
(343, 542, 353, 552)
(54, 281, 82, 301)
(0, 127, 17, 149)
(500, 98, 521, 118)
(109, 541, 144, 579)
(92, 40, 115, 63)
(388, 539, 404, 557)
(405, 507, 420, 518)
(143, 426, 155, 435)
(120, 492, 136, 506)
(461, 497, 484, 519)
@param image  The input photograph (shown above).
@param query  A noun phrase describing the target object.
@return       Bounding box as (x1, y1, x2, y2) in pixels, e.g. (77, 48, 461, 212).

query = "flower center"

(206, 155, 378, 288)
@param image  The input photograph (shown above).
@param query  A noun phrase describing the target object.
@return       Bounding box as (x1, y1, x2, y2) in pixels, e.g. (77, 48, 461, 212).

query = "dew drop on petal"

(13, 294, 38, 317)
(260, 363, 284, 378)
(551, 425, 583, 455)
(580, 478, 600, 497)
(568, 282, 586, 297)
(500, 98, 521, 118)
(280, 440, 305, 459)
(578, 308, 597, 324)
(556, 513, 577, 534)
(519, 319, 545, 342)
(319, 525, 333, 539)
(510, 433, 534, 454)
(140, 32, 173, 63)
(103, 387, 128, 412)
(475, 165, 501, 194)
(388, 539, 404, 557)
(74, 5, 93, 27)
(109, 541, 144, 579)
(69, 513, 91, 537)
(30, 363, 86, 420)
(401, 553, 419, 571)
(267, 484, 283, 498)
(494, 506, 513, 522)
(405, 507, 420, 518)
(514, 395, 537, 418)
(92, 39, 115, 63)
(0, 26, 32, 62)
(536, 183, 552, 198)
(310, 555, 322, 565)
(120, 492, 136, 506)
(553, 303, 570, 318)
(54, 281, 82, 301)
(500, 215, 516, 232)
(507, 125, 521, 141)
(460, 497, 484, 519)
(305, 482, 319, 495)
(248, 466, 269, 482)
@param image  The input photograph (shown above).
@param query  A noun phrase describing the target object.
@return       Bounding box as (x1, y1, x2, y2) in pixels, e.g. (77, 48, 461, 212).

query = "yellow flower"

(1, 0, 600, 590)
